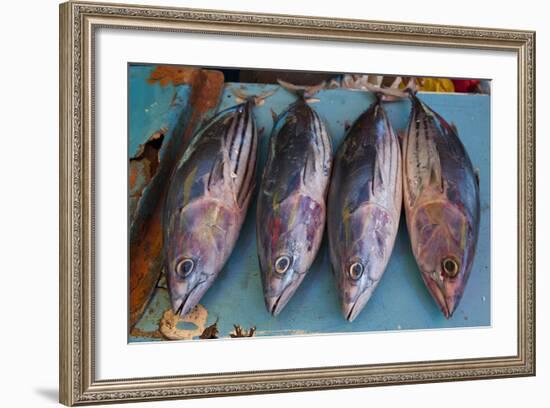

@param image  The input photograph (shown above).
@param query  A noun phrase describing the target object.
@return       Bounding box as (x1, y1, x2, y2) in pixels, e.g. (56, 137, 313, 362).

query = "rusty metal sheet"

(128, 65, 224, 329)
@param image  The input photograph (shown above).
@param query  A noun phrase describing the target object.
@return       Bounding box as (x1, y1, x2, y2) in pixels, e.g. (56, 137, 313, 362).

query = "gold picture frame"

(59, 1, 536, 405)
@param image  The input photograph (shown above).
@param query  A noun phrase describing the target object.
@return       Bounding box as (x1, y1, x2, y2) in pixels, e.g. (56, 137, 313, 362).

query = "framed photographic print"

(59, 1, 535, 405)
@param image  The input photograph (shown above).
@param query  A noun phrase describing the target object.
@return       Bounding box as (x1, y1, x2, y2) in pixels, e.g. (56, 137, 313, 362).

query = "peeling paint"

(148, 65, 224, 119)
(129, 129, 165, 220)
(159, 304, 208, 340)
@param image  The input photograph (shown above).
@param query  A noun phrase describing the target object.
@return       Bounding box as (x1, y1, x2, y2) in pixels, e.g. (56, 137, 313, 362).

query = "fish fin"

(302, 144, 318, 186)
(428, 157, 444, 192)
(372, 152, 387, 196)
(372, 164, 381, 196)
(475, 168, 480, 187)
(390, 76, 402, 89)
(424, 131, 444, 192)
(404, 77, 419, 95)
(206, 155, 225, 190)
(363, 82, 408, 102)
(232, 88, 248, 104)
(217, 137, 234, 190)
(277, 79, 325, 99)
(231, 87, 277, 106)
(254, 88, 278, 106)
(368, 178, 376, 198)
(206, 127, 232, 191)
(328, 79, 340, 89)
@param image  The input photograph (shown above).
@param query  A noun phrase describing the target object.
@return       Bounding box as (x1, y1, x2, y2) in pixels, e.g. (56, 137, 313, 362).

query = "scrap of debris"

(199, 318, 220, 339)
(159, 304, 208, 340)
(129, 67, 225, 331)
(230, 324, 256, 338)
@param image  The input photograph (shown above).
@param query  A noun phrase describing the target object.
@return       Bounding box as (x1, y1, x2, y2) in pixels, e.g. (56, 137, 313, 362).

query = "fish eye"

(274, 256, 292, 274)
(176, 258, 194, 278)
(348, 262, 364, 280)
(441, 257, 459, 278)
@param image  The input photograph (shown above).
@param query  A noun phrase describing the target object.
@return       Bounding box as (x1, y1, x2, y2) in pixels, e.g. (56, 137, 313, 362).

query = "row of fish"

(162, 82, 480, 322)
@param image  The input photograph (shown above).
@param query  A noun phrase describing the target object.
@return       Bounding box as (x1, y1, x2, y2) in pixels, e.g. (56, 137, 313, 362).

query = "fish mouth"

(172, 280, 207, 317)
(345, 302, 359, 322)
(265, 284, 295, 317)
(426, 277, 458, 319)
(270, 296, 283, 316)
(342, 283, 377, 322)
(442, 295, 458, 319)
(343, 296, 367, 322)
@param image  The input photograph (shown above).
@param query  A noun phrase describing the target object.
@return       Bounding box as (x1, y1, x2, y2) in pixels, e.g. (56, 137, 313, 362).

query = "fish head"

(337, 205, 395, 322)
(258, 195, 325, 316)
(412, 201, 476, 318)
(164, 200, 235, 317)
(261, 247, 304, 317)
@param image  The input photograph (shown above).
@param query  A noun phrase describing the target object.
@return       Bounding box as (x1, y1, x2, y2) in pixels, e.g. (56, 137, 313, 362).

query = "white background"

(97, 27, 516, 379)
(0, 0, 546, 406)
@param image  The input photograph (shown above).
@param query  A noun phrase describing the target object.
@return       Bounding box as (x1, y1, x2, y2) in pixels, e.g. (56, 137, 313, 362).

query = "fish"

(327, 96, 402, 322)
(163, 90, 273, 317)
(402, 92, 480, 319)
(256, 81, 332, 316)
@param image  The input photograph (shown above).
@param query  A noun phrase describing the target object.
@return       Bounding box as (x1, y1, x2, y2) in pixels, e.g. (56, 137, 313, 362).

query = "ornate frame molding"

(59, 1, 535, 405)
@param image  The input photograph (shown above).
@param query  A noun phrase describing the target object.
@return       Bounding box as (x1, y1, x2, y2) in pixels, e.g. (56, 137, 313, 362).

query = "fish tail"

(277, 79, 325, 101)
(403, 77, 420, 103)
(403, 77, 419, 96)
(363, 80, 409, 102)
(405, 84, 427, 112)
(232, 87, 278, 106)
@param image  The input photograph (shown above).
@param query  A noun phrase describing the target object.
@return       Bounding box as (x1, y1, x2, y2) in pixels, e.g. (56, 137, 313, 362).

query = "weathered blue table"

(129, 65, 490, 342)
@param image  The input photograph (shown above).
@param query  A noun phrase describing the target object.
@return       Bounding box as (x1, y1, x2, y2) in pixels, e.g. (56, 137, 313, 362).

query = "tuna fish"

(257, 82, 332, 316)
(327, 96, 402, 322)
(163, 91, 273, 317)
(402, 92, 480, 318)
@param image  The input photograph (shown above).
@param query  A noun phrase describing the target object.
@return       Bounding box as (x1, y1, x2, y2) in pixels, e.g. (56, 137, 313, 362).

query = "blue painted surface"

(130, 79, 491, 342)
(128, 65, 192, 158)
